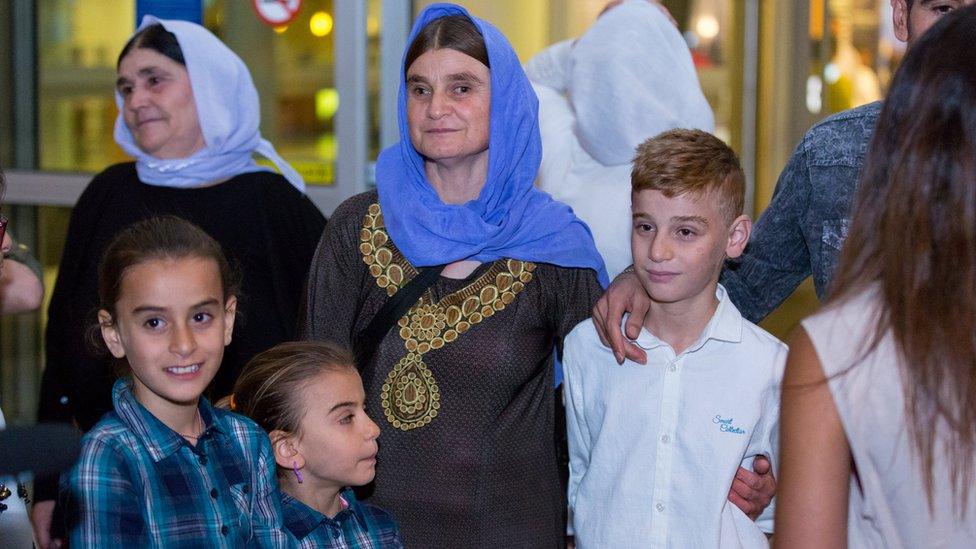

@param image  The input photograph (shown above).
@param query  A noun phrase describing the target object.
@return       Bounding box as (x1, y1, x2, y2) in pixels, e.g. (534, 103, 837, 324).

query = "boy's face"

(631, 189, 749, 308)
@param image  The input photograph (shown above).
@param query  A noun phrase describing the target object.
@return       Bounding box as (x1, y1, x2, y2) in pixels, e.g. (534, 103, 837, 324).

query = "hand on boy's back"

(728, 456, 776, 520)
(592, 269, 651, 364)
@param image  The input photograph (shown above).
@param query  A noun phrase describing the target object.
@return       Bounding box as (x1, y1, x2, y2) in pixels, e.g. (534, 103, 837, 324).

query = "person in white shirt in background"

(525, 0, 714, 279)
(563, 129, 785, 548)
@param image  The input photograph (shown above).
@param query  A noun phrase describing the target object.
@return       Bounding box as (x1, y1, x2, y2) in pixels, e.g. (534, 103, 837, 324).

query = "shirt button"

(210, 488, 218, 499)
(656, 503, 665, 512)
(220, 525, 229, 536)
(661, 434, 670, 444)
(59, 396, 70, 405)
(242, 484, 250, 494)
(198, 455, 208, 465)
(668, 364, 677, 373)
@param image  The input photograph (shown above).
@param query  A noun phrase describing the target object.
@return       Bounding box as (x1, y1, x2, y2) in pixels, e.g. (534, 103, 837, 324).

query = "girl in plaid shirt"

(232, 341, 403, 548)
(61, 216, 290, 547)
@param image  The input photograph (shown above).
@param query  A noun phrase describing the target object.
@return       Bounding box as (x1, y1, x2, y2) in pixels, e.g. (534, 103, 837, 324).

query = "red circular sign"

(252, 0, 302, 27)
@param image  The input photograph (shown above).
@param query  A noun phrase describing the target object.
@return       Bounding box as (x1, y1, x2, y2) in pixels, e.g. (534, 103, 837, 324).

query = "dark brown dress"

(302, 191, 603, 548)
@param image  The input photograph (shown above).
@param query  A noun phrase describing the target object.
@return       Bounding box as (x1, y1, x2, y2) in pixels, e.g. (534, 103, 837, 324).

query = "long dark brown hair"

(827, 5, 976, 510)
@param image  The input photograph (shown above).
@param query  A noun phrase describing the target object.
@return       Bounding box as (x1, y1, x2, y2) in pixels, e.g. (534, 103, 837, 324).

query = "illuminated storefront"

(0, 0, 903, 419)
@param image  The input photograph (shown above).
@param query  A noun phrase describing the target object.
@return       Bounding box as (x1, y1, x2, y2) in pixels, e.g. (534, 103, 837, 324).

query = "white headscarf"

(570, 0, 714, 166)
(113, 16, 305, 193)
(532, 0, 715, 278)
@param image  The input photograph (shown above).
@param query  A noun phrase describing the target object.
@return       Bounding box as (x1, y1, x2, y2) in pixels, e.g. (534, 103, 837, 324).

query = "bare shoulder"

(784, 327, 828, 386)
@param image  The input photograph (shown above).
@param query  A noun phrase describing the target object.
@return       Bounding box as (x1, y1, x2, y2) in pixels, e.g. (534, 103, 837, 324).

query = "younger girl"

(232, 341, 403, 548)
(61, 216, 289, 547)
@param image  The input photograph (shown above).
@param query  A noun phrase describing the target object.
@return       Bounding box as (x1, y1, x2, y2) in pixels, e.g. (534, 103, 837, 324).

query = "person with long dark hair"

(775, 5, 976, 546)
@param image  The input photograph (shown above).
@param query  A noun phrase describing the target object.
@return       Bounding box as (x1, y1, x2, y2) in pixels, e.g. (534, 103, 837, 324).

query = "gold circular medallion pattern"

(381, 354, 440, 430)
(361, 204, 536, 431)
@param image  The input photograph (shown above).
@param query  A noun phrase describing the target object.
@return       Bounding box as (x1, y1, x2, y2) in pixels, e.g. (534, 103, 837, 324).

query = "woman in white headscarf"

(33, 17, 325, 546)
(526, 0, 714, 278)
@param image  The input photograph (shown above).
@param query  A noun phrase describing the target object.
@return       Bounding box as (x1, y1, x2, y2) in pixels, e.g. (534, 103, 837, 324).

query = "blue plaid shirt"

(281, 489, 402, 548)
(62, 379, 291, 548)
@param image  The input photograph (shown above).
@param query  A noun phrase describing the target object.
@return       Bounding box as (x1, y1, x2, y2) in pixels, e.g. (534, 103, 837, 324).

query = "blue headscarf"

(376, 3, 608, 286)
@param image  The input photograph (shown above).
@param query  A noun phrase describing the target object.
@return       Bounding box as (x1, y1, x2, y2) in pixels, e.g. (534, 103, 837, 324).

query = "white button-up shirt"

(563, 285, 786, 548)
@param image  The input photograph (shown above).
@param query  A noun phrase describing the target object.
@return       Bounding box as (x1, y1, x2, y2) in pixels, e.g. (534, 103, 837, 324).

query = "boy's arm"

(62, 439, 146, 547)
(754, 344, 788, 533)
(727, 343, 785, 520)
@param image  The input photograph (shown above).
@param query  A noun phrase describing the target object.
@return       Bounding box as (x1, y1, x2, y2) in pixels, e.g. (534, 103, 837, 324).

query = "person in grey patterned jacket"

(592, 0, 974, 366)
(720, 101, 881, 320)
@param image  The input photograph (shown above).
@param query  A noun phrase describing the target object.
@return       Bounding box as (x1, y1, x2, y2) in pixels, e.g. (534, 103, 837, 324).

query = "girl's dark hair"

(404, 14, 489, 73)
(826, 4, 976, 511)
(117, 24, 185, 69)
(232, 341, 356, 439)
(97, 215, 240, 324)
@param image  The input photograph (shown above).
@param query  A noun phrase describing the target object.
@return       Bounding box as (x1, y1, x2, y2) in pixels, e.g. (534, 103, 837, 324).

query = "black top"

(302, 191, 603, 548)
(39, 163, 326, 433)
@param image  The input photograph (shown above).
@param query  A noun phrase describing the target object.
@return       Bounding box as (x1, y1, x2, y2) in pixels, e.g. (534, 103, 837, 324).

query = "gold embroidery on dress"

(360, 203, 535, 430)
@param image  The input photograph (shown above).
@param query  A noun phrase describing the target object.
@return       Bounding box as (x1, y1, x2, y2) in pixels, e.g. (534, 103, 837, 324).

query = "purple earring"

(292, 461, 303, 484)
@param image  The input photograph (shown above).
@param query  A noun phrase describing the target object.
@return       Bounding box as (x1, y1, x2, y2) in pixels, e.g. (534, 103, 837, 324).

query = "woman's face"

(117, 47, 205, 159)
(406, 48, 491, 169)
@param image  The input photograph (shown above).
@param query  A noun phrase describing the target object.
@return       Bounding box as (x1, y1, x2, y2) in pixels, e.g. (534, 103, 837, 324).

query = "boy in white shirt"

(563, 129, 786, 548)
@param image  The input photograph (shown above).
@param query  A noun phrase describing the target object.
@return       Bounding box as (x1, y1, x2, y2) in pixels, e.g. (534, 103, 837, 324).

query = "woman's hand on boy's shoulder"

(591, 267, 650, 365)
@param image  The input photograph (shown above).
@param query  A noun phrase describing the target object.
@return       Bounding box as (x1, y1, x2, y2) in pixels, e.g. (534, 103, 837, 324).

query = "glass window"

(807, 0, 902, 118)
(208, 0, 338, 187)
(36, 0, 390, 188)
(22, 0, 383, 419)
(38, 0, 133, 172)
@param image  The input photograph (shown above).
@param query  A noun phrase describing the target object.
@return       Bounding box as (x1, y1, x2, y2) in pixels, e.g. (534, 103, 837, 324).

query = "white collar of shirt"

(628, 283, 743, 355)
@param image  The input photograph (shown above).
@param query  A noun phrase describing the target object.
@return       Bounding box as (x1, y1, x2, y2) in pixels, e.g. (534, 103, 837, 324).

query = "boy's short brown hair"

(631, 129, 745, 224)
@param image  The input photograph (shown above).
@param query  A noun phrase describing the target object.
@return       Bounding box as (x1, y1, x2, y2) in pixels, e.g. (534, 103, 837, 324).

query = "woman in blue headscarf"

(33, 17, 326, 546)
(302, 3, 607, 546)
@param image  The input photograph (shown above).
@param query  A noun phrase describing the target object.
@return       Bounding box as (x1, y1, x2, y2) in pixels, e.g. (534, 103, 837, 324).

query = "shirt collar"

(280, 488, 369, 541)
(629, 284, 743, 354)
(700, 284, 743, 345)
(111, 378, 227, 462)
